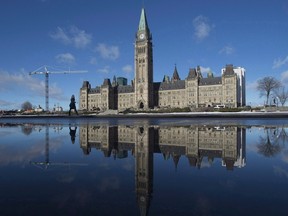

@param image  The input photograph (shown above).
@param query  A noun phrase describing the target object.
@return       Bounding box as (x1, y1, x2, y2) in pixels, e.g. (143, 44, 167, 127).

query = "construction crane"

(30, 125, 88, 169)
(29, 65, 87, 111)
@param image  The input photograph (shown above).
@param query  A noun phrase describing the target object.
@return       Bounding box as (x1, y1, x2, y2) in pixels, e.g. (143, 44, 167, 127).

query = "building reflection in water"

(80, 125, 246, 215)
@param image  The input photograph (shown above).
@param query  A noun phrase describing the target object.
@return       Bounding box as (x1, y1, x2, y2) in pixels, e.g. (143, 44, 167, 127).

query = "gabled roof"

(82, 81, 90, 88)
(187, 68, 197, 79)
(187, 156, 198, 167)
(223, 64, 235, 76)
(224, 159, 235, 170)
(199, 77, 222, 86)
(89, 87, 100, 94)
(159, 145, 186, 155)
(117, 85, 134, 93)
(102, 78, 111, 86)
(155, 80, 186, 91)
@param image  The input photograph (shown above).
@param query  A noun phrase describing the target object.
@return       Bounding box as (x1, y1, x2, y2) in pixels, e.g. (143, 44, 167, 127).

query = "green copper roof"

(138, 8, 149, 31)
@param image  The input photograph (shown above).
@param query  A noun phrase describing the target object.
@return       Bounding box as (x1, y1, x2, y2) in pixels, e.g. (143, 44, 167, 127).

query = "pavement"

(1, 111, 288, 119)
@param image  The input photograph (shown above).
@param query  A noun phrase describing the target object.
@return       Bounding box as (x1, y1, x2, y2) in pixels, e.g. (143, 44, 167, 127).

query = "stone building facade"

(79, 124, 246, 170)
(79, 8, 246, 112)
(79, 124, 246, 215)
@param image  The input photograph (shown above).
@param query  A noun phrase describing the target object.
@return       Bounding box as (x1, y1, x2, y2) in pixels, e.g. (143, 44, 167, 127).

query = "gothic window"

(138, 47, 146, 54)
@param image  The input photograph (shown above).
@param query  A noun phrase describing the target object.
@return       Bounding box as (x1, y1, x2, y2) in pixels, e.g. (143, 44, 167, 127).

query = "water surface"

(0, 118, 287, 216)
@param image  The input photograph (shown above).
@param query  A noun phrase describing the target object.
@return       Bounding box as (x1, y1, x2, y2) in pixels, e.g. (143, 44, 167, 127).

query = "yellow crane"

(29, 65, 87, 111)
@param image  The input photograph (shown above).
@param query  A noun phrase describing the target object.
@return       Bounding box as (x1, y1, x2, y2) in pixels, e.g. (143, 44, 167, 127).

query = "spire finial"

(141, 0, 147, 8)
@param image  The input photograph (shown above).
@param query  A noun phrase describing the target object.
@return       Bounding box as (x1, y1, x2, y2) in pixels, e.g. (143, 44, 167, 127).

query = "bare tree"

(275, 126, 288, 146)
(275, 87, 288, 106)
(257, 128, 283, 157)
(21, 101, 33, 111)
(257, 77, 281, 105)
(21, 125, 33, 135)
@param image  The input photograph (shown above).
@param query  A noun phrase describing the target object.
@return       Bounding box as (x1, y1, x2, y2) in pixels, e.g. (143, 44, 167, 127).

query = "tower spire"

(135, 7, 153, 110)
(138, 8, 149, 32)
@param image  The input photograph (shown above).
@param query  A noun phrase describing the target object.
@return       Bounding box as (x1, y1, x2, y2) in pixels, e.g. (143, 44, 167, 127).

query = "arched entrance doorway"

(139, 102, 144, 109)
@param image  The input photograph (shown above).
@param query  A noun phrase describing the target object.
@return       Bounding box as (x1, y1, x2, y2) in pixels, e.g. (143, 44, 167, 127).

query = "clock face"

(139, 33, 145, 39)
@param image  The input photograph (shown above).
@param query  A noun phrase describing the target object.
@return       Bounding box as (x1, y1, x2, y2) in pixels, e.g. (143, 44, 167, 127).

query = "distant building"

(222, 65, 246, 107)
(80, 8, 246, 112)
(115, 77, 127, 86)
(34, 105, 44, 112)
(53, 105, 63, 112)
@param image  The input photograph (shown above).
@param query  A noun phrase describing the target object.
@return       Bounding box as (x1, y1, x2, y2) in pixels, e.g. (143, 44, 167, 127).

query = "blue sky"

(1, 0, 288, 110)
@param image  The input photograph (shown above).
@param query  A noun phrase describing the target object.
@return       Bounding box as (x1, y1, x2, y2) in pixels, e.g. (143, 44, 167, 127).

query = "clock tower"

(134, 8, 154, 109)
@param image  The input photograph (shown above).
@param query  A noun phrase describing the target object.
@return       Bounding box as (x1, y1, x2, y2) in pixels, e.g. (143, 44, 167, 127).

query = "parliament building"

(79, 124, 246, 215)
(79, 8, 246, 112)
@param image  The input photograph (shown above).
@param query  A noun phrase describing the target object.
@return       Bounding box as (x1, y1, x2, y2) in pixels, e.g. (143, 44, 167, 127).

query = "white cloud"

(50, 27, 71, 45)
(89, 57, 97, 65)
(0, 136, 62, 166)
(273, 166, 288, 179)
(49, 82, 64, 99)
(50, 26, 92, 49)
(97, 66, 110, 74)
(95, 43, 120, 60)
(193, 15, 213, 41)
(0, 70, 63, 100)
(280, 70, 288, 84)
(97, 176, 119, 192)
(273, 56, 288, 69)
(219, 45, 234, 55)
(55, 53, 76, 65)
(122, 65, 133, 74)
(200, 66, 214, 76)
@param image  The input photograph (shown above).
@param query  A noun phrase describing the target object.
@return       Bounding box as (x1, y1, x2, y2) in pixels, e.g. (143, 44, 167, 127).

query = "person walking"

(69, 124, 77, 144)
(69, 95, 78, 116)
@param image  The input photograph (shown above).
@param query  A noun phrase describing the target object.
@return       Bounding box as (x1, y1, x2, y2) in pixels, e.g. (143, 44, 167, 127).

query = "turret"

(171, 65, 180, 82)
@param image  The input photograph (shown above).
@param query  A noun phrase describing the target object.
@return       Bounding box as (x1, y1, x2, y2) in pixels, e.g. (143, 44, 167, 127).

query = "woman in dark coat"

(69, 95, 78, 115)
